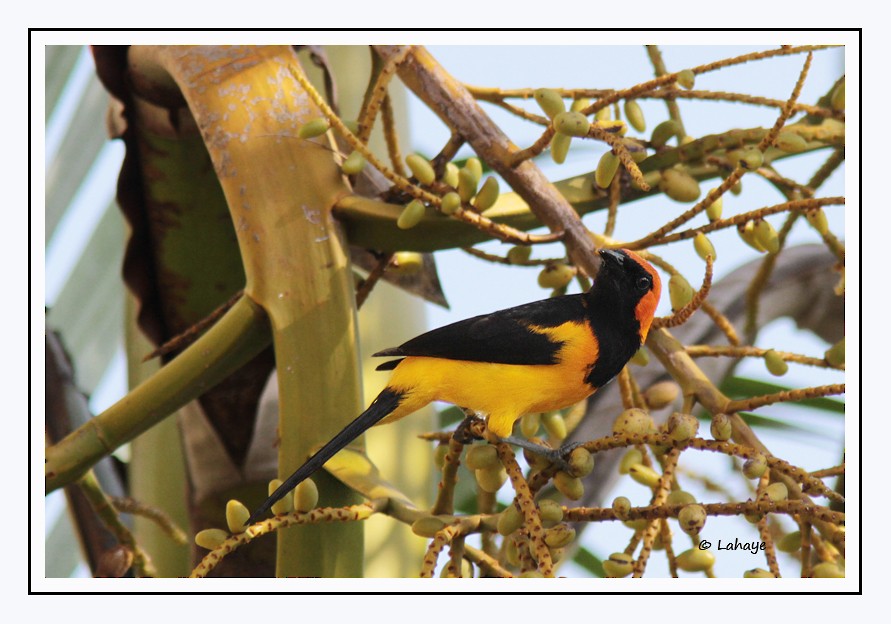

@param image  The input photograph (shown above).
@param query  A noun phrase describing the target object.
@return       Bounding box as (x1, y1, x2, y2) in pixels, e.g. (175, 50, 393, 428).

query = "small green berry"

(825, 338, 845, 366)
(507, 245, 532, 265)
(457, 167, 478, 203)
(676, 548, 715, 573)
(465, 444, 500, 471)
(268, 479, 293, 515)
(567, 447, 594, 478)
(630, 347, 650, 366)
(666, 412, 699, 442)
(520, 412, 540, 437)
(473, 176, 500, 211)
(341, 150, 366, 175)
(666, 490, 696, 507)
(812, 561, 845, 578)
(830, 80, 845, 112)
(544, 524, 576, 548)
(619, 449, 644, 475)
(474, 467, 508, 493)
(541, 412, 567, 441)
(397, 199, 426, 229)
(710, 413, 732, 441)
(764, 482, 788, 502)
(405, 154, 436, 185)
(668, 273, 694, 311)
(550, 132, 572, 164)
(659, 168, 701, 203)
(693, 232, 716, 262)
(195, 528, 229, 550)
(776, 131, 807, 153)
(628, 463, 661, 488)
(743, 454, 768, 479)
(764, 350, 789, 376)
(553, 471, 584, 500)
(497, 504, 524, 536)
(677, 504, 707, 535)
(294, 479, 319, 512)
(753, 219, 780, 253)
(612, 496, 632, 519)
(777, 531, 802, 553)
(554, 111, 591, 137)
(650, 119, 681, 148)
(612, 408, 655, 436)
(739, 220, 767, 253)
(595, 151, 621, 189)
(440, 191, 462, 215)
(226, 499, 250, 534)
(705, 195, 723, 221)
(537, 263, 575, 290)
(298, 118, 330, 139)
(647, 384, 681, 410)
(538, 499, 564, 527)
(442, 162, 460, 188)
(534, 88, 566, 119)
(570, 98, 590, 113)
(805, 208, 830, 235)
(624, 100, 646, 132)
(676, 69, 695, 90)
(603, 552, 634, 578)
(389, 251, 424, 276)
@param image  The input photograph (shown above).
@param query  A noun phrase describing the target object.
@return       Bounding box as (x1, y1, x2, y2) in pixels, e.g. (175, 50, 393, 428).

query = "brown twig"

(494, 440, 554, 577)
(634, 448, 680, 577)
(699, 301, 741, 346)
(645, 45, 687, 138)
(431, 435, 466, 516)
(461, 245, 565, 267)
(652, 255, 713, 329)
(143, 290, 244, 361)
(684, 345, 844, 370)
(111, 496, 188, 546)
(726, 383, 845, 413)
(755, 472, 782, 577)
(605, 169, 621, 237)
(629, 196, 844, 248)
(358, 45, 414, 145)
(355, 253, 394, 309)
(564, 499, 843, 526)
(810, 464, 845, 479)
(78, 471, 157, 577)
(191, 501, 383, 578)
(381, 94, 406, 176)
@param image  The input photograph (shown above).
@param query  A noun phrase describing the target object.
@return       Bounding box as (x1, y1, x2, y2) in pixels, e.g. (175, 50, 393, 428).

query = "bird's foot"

(502, 437, 584, 474)
(453, 410, 486, 445)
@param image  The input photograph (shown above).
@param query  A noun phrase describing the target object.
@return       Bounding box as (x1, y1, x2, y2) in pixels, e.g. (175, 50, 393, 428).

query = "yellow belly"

(380, 321, 599, 437)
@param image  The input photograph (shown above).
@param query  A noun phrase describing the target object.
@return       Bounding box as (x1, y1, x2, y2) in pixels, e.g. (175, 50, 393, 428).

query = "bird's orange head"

(596, 248, 662, 343)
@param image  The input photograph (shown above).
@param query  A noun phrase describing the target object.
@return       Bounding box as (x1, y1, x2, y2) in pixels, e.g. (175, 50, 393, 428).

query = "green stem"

(335, 128, 841, 253)
(45, 296, 271, 493)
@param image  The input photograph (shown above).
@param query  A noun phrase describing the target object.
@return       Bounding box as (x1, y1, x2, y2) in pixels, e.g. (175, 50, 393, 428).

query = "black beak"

(598, 248, 625, 267)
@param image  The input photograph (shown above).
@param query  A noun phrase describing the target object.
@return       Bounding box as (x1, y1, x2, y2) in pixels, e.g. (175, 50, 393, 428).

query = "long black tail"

(245, 388, 404, 525)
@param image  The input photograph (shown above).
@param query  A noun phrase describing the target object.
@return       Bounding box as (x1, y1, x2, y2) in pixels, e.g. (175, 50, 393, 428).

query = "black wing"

(374, 294, 589, 367)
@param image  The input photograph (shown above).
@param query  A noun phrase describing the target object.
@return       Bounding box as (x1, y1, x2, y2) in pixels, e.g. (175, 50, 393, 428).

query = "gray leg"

(501, 436, 583, 473)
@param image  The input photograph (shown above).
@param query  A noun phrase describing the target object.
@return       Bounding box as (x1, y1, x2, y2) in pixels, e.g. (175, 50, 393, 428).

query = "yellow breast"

(382, 321, 599, 437)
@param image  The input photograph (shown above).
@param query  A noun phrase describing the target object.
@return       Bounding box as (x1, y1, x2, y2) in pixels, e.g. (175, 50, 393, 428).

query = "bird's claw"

(503, 437, 583, 473)
(453, 411, 485, 445)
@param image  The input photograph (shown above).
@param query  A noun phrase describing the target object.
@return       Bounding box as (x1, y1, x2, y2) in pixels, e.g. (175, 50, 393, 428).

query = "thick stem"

(46, 295, 271, 493)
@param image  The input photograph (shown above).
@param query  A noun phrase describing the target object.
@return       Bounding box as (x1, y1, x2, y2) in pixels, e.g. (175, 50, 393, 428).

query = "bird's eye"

(637, 276, 651, 291)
